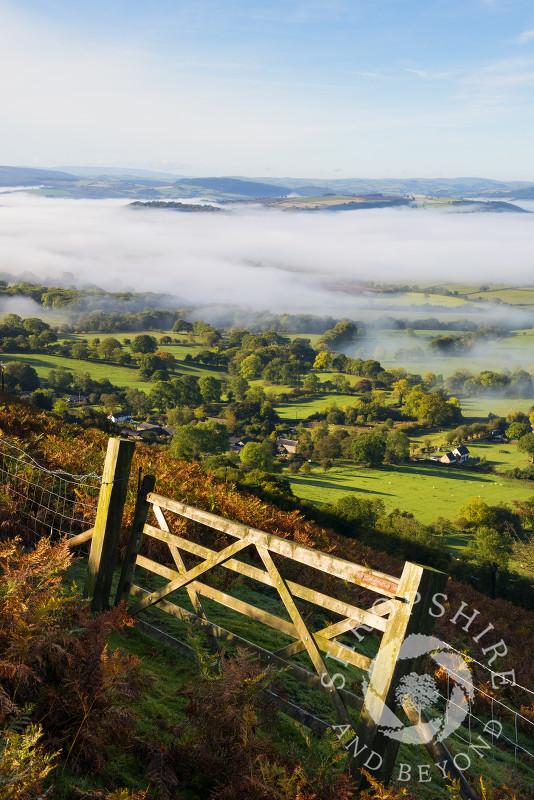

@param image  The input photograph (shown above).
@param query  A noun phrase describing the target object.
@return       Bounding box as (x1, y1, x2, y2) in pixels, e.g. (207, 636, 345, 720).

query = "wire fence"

(0, 437, 102, 546)
(422, 640, 534, 792)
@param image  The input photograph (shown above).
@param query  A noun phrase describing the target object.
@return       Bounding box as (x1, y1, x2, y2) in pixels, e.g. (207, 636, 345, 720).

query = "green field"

(287, 460, 533, 547)
(274, 392, 355, 422)
(460, 395, 533, 421)
(2, 343, 226, 390)
(2, 352, 153, 390)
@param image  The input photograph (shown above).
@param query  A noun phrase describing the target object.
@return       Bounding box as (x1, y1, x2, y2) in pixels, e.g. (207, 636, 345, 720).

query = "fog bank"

(0, 193, 533, 319)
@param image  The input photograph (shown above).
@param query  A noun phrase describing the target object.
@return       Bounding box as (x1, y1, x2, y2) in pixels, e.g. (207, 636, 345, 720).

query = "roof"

(454, 445, 470, 455)
(136, 422, 174, 437)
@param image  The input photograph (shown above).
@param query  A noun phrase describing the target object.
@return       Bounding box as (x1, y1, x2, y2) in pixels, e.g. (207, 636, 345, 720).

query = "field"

(1, 352, 153, 390)
(287, 460, 534, 551)
(274, 392, 355, 422)
(2, 335, 226, 389)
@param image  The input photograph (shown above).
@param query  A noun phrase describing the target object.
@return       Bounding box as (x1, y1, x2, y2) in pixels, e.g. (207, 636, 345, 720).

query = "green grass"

(274, 392, 356, 422)
(287, 460, 534, 546)
(386, 291, 469, 307)
(460, 395, 534, 421)
(3, 345, 226, 391)
(63, 532, 534, 800)
(2, 351, 153, 390)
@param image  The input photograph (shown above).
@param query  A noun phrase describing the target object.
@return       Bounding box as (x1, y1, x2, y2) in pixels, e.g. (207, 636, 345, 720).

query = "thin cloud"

(518, 30, 534, 45)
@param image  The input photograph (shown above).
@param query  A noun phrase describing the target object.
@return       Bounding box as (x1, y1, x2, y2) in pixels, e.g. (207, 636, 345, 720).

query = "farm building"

(453, 445, 470, 462)
(276, 437, 299, 455)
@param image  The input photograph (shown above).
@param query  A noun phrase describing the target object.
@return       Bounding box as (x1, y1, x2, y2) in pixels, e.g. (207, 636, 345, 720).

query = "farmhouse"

(276, 437, 299, 455)
(453, 444, 470, 462)
(229, 435, 251, 452)
(108, 412, 133, 424)
(439, 452, 457, 465)
(137, 422, 175, 438)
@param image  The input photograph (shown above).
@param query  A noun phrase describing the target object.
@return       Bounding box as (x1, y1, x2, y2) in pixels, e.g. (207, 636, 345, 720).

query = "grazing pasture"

(287, 459, 533, 543)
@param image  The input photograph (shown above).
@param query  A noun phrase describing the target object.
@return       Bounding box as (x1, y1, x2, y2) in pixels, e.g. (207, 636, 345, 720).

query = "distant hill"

(173, 177, 291, 198)
(0, 166, 78, 186)
(453, 199, 530, 213)
(2, 165, 533, 202)
(252, 175, 533, 198)
(478, 186, 534, 201)
(56, 166, 182, 181)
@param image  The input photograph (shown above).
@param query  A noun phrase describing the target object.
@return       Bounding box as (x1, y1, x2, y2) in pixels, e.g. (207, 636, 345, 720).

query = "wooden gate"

(114, 474, 448, 784)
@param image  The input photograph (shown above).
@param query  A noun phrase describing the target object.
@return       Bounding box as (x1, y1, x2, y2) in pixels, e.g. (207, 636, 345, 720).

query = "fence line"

(421, 643, 534, 792)
(0, 437, 102, 545)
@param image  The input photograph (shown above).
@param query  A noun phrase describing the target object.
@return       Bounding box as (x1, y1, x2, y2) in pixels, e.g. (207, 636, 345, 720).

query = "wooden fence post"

(115, 473, 156, 605)
(84, 437, 135, 612)
(349, 561, 448, 785)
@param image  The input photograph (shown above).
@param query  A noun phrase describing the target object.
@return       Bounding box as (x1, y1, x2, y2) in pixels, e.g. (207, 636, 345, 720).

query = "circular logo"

(361, 634, 474, 745)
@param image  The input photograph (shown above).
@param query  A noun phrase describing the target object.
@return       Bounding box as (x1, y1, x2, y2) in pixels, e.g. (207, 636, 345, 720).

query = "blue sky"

(2, 0, 534, 178)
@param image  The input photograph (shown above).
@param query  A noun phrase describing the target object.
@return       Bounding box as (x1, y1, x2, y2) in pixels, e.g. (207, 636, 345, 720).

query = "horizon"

(3, 164, 534, 185)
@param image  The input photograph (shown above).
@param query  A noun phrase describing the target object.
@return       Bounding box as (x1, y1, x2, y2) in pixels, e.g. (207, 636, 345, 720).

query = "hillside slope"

(0, 392, 532, 703)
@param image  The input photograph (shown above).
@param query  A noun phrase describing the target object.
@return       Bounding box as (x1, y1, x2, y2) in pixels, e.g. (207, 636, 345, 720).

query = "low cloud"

(0, 193, 533, 323)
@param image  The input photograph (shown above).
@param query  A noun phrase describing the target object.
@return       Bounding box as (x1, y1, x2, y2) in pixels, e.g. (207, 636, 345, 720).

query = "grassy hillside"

(1, 395, 533, 798)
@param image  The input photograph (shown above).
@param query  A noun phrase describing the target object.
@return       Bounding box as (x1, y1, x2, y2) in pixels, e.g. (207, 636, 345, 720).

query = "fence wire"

(0, 438, 102, 546)
(422, 641, 534, 792)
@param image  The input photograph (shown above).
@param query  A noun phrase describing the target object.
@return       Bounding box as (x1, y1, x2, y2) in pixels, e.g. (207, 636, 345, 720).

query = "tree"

(240, 442, 275, 472)
(302, 373, 321, 394)
(325, 494, 385, 529)
(124, 388, 151, 417)
(172, 318, 193, 333)
(71, 341, 89, 360)
(47, 367, 76, 393)
(384, 430, 410, 464)
(131, 334, 158, 354)
(518, 432, 534, 463)
(239, 354, 263, 380)
(458, 496, 521, 536)
(154, 350, 176, 372)
(30, 388, 54, 410)
(22, 317, 50, 335)
(245, 385, 266, 404)
(167, 406, 195, 427)
(138, 353, 164, 381)
(313, 352, 332, 371)
(172, 376, 202, 407)
(198, 376, 221, 403)
(170, 422, 228, 461)
(3, 362, 39, 391)
(228, 375, 249, 400)
(351, 431, 386, 467)
(467, 525, 514, 596)
(52, 399, 69, 417)
(391, 379, 410, 406)
(313, 434, 342, 461)
(507, 422, 531, 440)
(149, 381, 178, 413)
(98, 337, 122, 360)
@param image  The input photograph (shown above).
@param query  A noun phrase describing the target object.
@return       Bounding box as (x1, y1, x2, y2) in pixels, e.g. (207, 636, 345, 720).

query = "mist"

(0, 192, 533, 324)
